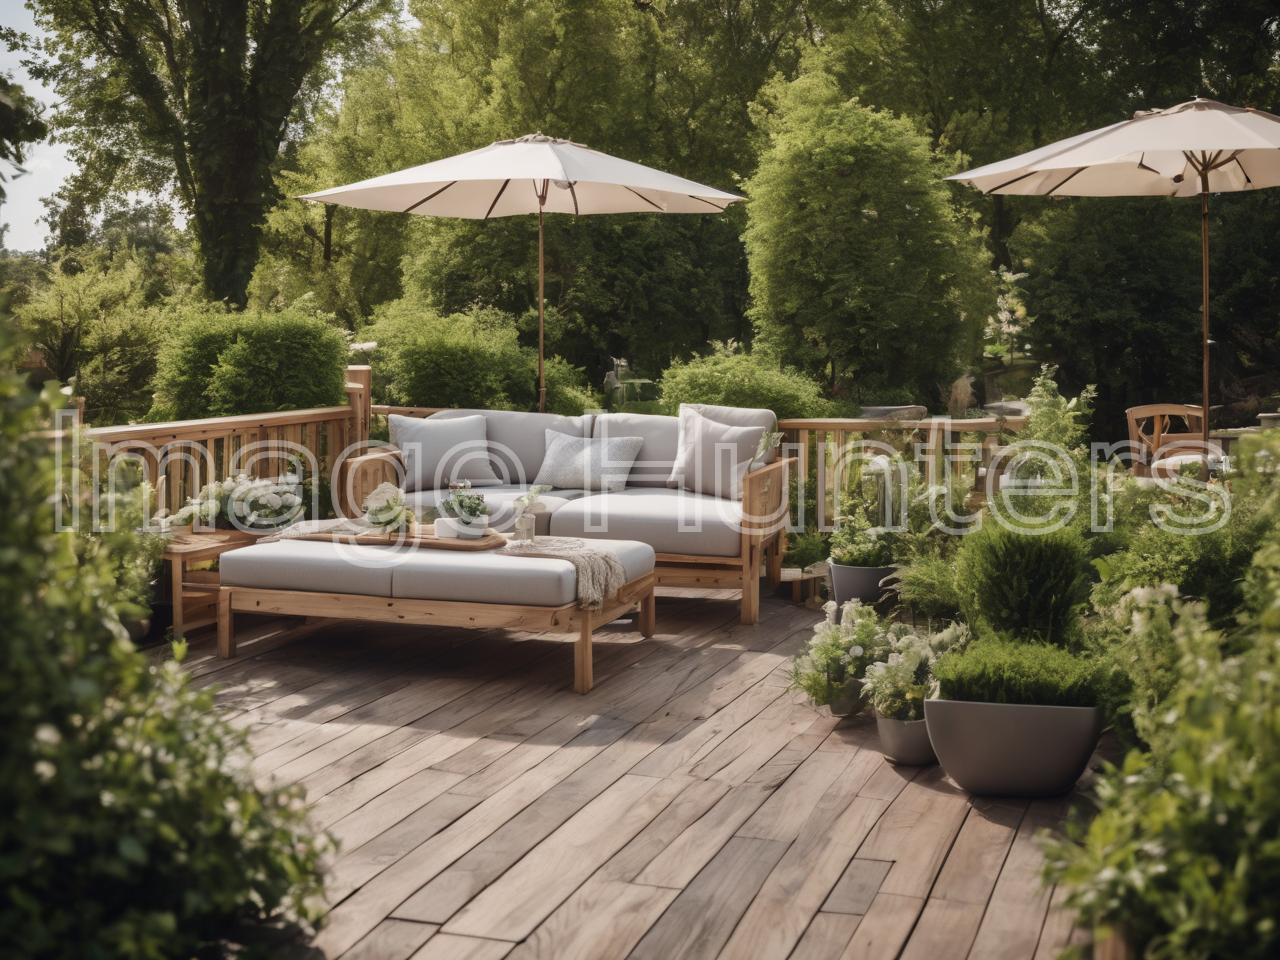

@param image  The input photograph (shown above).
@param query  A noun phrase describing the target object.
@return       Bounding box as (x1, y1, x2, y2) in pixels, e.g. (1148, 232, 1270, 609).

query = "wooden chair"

(1125, 404, 1220, 478)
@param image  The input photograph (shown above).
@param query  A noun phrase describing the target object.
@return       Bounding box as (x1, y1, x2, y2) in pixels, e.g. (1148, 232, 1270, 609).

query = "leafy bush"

(0, 329, 330, 959)
(896, 548, 963, 622)
(784, 529, 831, 569)
(956, 521, 1091, 646)
(543, 355, 604, 416)
(657, 346, 840, 420)
(790, 600, 893, 705)
(1044, 566, 1280, 957)
(151, 304, 348, 419)
(829, 508, 894, 567)
(934, 639, 1106, 707)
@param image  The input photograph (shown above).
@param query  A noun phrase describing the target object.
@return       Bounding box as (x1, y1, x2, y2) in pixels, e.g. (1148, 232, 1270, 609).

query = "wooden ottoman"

(215, 538, 656, 694)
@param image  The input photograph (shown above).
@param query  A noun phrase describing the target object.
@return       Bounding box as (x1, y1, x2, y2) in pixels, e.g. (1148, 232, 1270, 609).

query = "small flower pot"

(821, 678, 867, 718)
(924, 699, 1103, 798)
(828, 562, 894, 607)
(875, 710, 937, 766)
(435, 516, 488, 539)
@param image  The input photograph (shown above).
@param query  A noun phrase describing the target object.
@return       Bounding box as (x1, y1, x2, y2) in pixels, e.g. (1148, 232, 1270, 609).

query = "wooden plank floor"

(184, 589, 1101, 960)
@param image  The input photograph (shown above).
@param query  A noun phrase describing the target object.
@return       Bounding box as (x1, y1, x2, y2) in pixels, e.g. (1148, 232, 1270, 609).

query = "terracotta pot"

(875, 711, 937, 765)
(925, 699, 1102, 797)
(828, 562, 894, 607)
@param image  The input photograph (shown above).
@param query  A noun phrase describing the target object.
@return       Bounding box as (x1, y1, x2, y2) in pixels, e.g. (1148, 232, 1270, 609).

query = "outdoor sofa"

(345, 405, 794, 624)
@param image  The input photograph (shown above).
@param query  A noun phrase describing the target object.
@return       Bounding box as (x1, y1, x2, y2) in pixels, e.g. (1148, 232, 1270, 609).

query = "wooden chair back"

(1126, 404, 1205, 476)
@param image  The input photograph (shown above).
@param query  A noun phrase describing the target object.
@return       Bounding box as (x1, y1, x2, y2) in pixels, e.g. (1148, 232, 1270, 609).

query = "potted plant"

(828, 509, 895, 606)
(926, 639, 1106, 797)
(862, 622, 970, 765)
(362, 482, 416, 533)
(790, 600, 892, 716)
(436, 490, 491, 539)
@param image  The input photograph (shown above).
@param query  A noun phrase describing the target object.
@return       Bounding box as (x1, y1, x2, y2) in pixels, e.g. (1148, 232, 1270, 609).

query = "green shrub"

(790, 600, 893, 705)
(829, 508, 894, 566)
(956, 521, 1091, 646)
(0, 327, 330, 959)
(784, 529, 831, 569)
(897, 548, 963, 622)
(150, 305, 348, 419)
(933, 639, 1105, 707)
(658, 347, 841, 420)
(367, 301, 533, 410)
(544, 355, 604, 416)
(1043, 566, 1280, 958)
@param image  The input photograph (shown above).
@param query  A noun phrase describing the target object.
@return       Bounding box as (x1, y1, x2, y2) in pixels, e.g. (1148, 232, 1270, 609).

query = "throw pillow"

(668, 408, 766, 500)
(392, 414, 501, 492)
(533, 430, 644, 493)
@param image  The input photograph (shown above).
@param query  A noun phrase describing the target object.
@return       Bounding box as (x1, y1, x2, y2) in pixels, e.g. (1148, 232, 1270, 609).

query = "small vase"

(514, 512, 536, 541)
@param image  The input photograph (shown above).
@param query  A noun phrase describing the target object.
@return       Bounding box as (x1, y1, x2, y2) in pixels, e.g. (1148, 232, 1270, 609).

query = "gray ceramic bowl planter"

(924, 699, 1103, 797)
(822, 678, 867, 718)
(874, 710, 937, 765)
(828, 562, 895, 607)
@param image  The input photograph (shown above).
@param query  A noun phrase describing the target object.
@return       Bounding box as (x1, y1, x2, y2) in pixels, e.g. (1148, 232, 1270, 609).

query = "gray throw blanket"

(499, 537, 629, 610)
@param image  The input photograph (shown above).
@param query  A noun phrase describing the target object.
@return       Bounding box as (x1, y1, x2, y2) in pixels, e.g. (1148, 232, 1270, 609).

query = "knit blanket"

(499, 537, 629, 610)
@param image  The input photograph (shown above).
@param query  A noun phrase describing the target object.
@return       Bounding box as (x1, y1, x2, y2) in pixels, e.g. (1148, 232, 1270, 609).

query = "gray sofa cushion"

(592, 412, 680, 488)
(390, 538, 655, 607)
(220, 541, 395, 595)
(668, 408, 765, 501)
(534, 430, 644, 493)
(429, 409, 592, 484)
(549, 487, 743, 558)
(393, 414, 502, 491)
(404, 484, 589, 536)
(677, 403, 779, 468)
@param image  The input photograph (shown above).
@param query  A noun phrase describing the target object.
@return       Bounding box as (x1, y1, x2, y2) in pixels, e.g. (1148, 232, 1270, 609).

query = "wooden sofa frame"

(215, 574, 655, 694)
(344, 441, 794, 625)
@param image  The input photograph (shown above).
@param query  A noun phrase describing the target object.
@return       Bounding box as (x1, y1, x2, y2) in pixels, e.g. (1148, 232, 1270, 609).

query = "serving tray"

(287, 522, 507, 551)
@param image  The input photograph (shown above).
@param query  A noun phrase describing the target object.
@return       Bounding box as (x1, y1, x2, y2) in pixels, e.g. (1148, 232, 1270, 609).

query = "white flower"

(282, 492, 300, 507)
(262, 493, 283, 510)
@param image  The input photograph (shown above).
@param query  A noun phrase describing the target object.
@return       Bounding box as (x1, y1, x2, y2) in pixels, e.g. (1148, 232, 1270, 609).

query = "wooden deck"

(187, 589, 1099, 960)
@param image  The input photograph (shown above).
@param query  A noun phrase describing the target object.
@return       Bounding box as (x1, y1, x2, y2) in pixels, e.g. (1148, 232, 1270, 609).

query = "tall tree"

(30, 0, 392, 306)
(0, 68, 49, 202)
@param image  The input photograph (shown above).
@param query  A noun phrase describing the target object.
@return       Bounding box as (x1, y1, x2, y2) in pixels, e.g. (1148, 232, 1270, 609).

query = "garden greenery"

(657, 344, 840, 420)
(150, 304, 349, 420)
(828, 508, 894, 567)
(861, 622, 971, 721)
(933, 639, 1106, 708)
(789, 600, 892, 706)
(0, 327, 330, 960)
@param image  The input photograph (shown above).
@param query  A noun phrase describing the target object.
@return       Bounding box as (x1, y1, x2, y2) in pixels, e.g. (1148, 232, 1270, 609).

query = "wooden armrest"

(742, 457, 796, 534)
(347, 445, 404, 470)
(342, 446, 404, 517)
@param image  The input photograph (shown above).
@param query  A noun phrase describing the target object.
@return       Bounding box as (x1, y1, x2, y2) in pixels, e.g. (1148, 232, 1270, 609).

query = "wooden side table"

(164, 530, 268, 640)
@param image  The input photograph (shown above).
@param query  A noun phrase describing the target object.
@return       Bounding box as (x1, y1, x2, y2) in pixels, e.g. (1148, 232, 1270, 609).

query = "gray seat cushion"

(404, 484, 589, 536)
(592, 412, 679, 488)
(549, 487, 743, 558)
(220, 541, 395, 595)
(391, 538, 655, 607)
(428, 409, 592, 484)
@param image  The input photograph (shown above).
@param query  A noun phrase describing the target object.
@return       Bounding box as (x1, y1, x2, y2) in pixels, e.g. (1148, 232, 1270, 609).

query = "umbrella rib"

(568, 181, 579, 215)
(1044, 168, 1085, 196)
(403, 181, 457, 214)
(1234, 155, 1253, 184)
(485, 179, 512, 219)
(624, 185, 666, 211)
(687, 195, 728, 211)
(982, 170, 1036, 194)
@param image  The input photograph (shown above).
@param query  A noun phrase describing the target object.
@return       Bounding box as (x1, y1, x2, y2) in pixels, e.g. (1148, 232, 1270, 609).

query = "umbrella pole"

(1201, 184, 1210, 481)
(538, 206, 546, 413)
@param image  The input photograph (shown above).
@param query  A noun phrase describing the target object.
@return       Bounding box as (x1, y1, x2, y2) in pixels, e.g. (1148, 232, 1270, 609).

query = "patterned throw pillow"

(533, 430, 645, 492)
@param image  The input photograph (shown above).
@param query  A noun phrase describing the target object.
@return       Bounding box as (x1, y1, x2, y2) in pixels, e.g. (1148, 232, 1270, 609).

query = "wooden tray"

(287, 523, 507, 552)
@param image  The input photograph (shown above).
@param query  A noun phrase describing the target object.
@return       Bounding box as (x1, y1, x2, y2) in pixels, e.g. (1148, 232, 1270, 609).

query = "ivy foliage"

(0, 322, 330, 959)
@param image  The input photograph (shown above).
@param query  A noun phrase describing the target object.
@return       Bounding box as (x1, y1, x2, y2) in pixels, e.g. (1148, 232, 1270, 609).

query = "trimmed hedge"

(150, 307, 348, 420)
(934, 639, 1105, 707)
(658, 350, 842, 420)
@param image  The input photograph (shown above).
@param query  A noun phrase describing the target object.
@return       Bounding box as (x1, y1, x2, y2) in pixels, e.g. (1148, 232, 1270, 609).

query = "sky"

(1, 3, 77, 253)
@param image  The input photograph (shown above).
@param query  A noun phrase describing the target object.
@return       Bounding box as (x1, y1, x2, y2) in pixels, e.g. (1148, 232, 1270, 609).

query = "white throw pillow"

(533, 430, 644, 493)
(392, 414, 501, 492)
(668, 408, 765, 500)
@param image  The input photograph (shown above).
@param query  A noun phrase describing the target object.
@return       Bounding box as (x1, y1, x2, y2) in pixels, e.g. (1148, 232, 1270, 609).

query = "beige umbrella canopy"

(300, 134, 742, 411)
(948, 98, 1280, 461)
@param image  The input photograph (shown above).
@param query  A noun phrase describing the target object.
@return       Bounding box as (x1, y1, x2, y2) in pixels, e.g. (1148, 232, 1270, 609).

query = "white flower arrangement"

(861, 622, 972, 721)
(164, 473, 306, 532)
(362, 482, 415, 532)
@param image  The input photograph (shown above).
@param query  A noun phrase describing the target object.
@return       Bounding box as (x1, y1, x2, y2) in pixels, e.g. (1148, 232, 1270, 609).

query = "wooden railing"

(779, 415, 1028, 530)
(85, 365, 373, 515)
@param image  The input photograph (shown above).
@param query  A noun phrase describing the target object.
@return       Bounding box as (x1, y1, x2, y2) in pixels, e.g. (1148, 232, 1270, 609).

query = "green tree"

(29, 0, 393, 307)
(745, 71, 991, 404)
(0, 68, 49, 201)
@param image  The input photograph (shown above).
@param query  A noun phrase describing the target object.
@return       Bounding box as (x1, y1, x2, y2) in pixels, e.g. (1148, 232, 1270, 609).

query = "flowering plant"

(789, 600, 894, 706)
(362, 482, 415, 532)
(861, 622, 971, 720)
(165, 473, 304, 531)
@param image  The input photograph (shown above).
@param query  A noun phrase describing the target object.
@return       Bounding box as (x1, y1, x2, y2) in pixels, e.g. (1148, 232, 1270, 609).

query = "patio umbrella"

(299, 134, 742, 411)
(947, 98, 1280, 464)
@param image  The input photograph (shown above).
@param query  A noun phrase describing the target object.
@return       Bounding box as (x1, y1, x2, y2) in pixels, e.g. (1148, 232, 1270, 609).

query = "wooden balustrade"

(84, 366, 372, 516)
(778, 415, 1028, 531)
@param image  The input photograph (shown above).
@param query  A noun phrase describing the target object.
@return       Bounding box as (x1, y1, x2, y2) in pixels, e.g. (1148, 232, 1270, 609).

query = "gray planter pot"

(821, 678, 867, 718)
(875, 711, 937, 766)
(828, 562, 895, 607)
(925, 699, 1103, 798)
